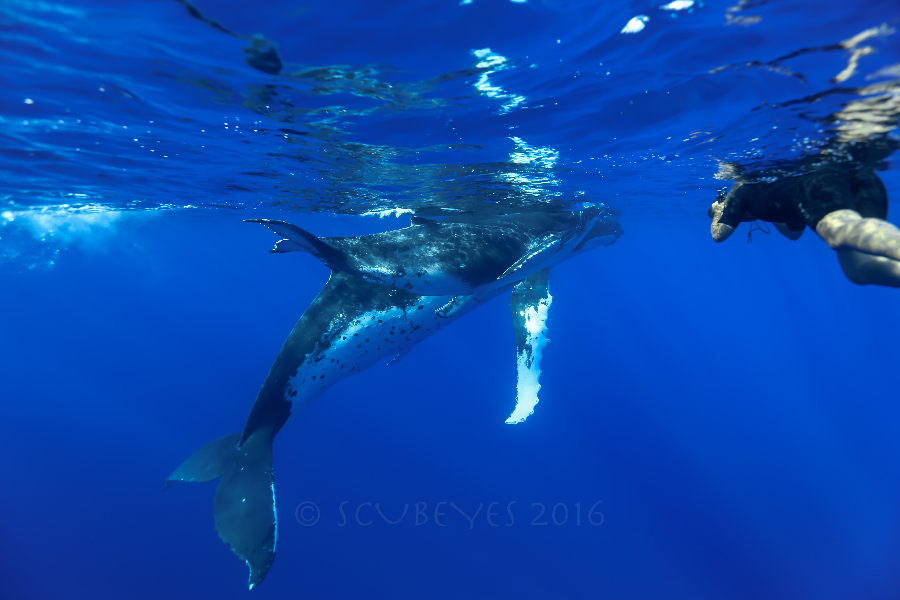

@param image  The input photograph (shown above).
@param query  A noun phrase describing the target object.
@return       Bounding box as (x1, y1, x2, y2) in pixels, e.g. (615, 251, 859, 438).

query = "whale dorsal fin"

(410, 216, 438, 226)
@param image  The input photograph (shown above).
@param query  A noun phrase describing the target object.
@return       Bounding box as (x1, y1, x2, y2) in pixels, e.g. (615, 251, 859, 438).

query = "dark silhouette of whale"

(164, 207, 622, 588)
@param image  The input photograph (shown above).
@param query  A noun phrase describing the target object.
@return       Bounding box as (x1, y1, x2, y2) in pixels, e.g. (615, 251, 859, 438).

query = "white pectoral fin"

(506, 268, 552, 424)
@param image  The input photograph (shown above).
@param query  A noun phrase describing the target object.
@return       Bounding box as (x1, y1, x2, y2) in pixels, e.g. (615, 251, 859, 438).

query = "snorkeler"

(708, 144, 900, 288)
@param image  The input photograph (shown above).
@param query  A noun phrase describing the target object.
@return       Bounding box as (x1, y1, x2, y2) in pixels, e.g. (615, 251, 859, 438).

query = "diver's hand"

(816, 209, 900, 261)
(709, 200, 735, 242)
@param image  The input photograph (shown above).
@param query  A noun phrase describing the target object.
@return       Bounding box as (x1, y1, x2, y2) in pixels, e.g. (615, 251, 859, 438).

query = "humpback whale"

(165, 207, 622, 588)
(246, 205, 621, 296)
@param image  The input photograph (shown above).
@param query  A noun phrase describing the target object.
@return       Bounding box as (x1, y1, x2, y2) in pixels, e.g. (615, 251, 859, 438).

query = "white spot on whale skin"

(506, 291, 553, 424)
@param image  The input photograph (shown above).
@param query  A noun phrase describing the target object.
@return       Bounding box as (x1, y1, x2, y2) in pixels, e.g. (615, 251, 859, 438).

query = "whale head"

(571, 214, 623, 255)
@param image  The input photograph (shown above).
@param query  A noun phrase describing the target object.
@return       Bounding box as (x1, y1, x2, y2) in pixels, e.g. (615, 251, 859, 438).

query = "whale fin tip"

(248, 219, 351, 271)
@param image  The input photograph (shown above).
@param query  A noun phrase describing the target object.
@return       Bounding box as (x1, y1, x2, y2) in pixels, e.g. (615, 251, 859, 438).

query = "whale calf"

(165, 207, 622, 588)
(246, 206, 621, 296)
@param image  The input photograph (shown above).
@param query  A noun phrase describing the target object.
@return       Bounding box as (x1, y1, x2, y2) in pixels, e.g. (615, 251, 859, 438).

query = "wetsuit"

(712, 164, 888, 232)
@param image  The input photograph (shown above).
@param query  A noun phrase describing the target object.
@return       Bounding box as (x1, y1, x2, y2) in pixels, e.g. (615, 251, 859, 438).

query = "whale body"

(165, 207, 622, 588)
(247, 206, 621, 296)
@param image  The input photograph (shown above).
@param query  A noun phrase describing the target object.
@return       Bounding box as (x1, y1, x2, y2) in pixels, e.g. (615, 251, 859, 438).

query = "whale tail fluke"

(164, 431, 277, 590)
(245, 219, 351, 272)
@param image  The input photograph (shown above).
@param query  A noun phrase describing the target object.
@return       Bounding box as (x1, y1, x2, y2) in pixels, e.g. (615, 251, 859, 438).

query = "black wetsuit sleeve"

(852, 169, 889, 220)
(789, 169, 855, 228)
(740, 180, 805, 228)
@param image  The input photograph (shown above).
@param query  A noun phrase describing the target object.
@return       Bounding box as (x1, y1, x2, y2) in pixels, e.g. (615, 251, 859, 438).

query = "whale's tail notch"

(164, 431, 277, 590)
(245, 218, 351, 272)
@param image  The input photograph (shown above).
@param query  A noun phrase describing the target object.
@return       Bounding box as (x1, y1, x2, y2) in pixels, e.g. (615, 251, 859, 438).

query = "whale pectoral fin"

(506, 268, 552, 424)
(245, 219, 350, 271)
(497, 236, 561, 281)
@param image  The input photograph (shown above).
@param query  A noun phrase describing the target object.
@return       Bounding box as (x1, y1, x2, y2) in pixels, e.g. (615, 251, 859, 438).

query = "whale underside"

(165, 209, 621, 588)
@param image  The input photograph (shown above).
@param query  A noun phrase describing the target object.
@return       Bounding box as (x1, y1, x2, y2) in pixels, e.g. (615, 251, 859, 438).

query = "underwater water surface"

(2, 0, 900, 599)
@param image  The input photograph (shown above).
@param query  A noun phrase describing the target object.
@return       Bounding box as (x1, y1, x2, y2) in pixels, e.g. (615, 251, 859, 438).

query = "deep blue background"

(3, 209, 900, 599)
(2, 0, 900, 598)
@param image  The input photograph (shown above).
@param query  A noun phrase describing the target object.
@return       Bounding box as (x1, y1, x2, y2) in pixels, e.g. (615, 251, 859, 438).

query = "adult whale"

(164, 206, 622, 588)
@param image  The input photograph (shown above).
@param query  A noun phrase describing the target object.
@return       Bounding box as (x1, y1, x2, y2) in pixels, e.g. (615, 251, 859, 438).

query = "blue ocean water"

(2, 0, 900, 598)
